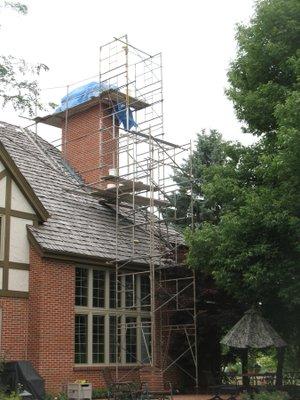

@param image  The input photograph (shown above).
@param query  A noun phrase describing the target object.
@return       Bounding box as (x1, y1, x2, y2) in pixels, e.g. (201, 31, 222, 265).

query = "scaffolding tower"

(37, 35, 199, 389)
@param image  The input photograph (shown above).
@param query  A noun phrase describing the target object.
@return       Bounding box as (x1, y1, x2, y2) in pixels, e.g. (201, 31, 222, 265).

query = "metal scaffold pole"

(36, 34, 199, 389)
(190, 139, 199, 391)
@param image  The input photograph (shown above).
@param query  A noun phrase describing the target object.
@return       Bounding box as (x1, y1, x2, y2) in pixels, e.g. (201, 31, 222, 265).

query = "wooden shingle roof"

(0, 121, 181, 266)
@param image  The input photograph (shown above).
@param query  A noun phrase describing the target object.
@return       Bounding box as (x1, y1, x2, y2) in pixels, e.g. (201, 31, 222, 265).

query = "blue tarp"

(55, 81, 137, 130)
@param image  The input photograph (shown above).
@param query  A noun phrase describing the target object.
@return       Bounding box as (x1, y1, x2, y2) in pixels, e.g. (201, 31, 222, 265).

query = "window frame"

(74, 266, 151, 366)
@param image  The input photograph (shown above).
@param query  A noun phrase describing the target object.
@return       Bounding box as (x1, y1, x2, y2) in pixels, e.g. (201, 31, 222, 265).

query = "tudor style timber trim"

(0, 142, 49, 221)
(0, 207, 38, 222)
(0, 170, 33, 298)
(3, 173, 11, 291)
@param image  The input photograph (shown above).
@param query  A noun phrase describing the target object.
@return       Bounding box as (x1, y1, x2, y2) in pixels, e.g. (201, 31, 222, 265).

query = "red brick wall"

(28, 246, 75, 392)
(27, 247, 167, 393)
(0, 297, 29, 360)
(0, 247, 186, 393)
(139, 367, 164, 391)
(61, 103, 118, 188)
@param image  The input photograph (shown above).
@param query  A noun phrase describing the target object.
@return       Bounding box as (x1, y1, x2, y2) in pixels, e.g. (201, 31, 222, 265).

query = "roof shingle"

(0, 121, 175, 265)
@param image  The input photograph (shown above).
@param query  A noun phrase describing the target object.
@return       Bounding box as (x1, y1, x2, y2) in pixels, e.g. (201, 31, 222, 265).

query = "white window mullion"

(136, 276, 141, 364)
(104, 271, 110, 364)
(121, 275, 125, 309)
(105, 271, 110, 309)
(104, 313, 109, 364)
(137, 314, 141, 364)
(88, 269, 93, 364)
(88, 312, 93, 364)
(75, 267, 151, 366)
(137, 275, 141, 310)
(88, 268, 93, 308)
(121, 314, 126, 364)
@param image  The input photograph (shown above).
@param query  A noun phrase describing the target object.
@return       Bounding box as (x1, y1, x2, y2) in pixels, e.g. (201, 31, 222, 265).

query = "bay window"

(74, 267, 151, 365)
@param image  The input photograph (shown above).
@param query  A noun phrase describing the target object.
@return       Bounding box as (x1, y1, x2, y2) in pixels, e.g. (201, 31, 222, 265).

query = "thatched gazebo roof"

(221, 309, 287, 349)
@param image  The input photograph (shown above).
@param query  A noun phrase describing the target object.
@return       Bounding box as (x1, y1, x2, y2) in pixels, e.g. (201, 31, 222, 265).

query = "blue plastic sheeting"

(55, 81, 137, 130)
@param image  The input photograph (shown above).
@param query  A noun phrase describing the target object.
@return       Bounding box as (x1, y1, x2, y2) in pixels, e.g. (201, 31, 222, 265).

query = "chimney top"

(35, 82, 148, 129)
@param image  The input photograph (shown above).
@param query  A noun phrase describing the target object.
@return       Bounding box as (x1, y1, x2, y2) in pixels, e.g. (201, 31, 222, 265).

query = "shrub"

(0, 392, 21, 400)
(45, 392, 68, 400)
(241, 391, 290, 400)
(92, 388, 108, 399)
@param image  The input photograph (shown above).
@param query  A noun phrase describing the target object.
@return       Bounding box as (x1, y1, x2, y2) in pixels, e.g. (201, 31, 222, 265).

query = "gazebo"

(221, 308, 287, 387)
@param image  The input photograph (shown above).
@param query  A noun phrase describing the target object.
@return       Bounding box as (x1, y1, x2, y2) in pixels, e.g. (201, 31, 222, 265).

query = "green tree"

(168, 131, 246, 383)
(226, 0, 300, 135)
(0, 1, 48, 115)
(173, 0, 300, 372)
(167, 130, 245, 229)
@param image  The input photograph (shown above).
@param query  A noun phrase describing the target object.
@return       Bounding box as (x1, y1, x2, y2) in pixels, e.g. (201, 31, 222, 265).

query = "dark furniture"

(106, 381, 173, 400)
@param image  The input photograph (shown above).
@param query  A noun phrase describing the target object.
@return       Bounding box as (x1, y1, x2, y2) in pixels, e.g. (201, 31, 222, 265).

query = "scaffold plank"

(91, 189, 169, 207)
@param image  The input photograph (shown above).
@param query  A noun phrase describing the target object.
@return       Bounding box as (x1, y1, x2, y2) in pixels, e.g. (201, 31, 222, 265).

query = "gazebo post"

(275, 347, 285, 388)
(241, 348, 249, 387)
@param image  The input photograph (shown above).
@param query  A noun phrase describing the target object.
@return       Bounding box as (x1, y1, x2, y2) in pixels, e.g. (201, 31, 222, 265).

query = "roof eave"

(27, 229, 149, 270)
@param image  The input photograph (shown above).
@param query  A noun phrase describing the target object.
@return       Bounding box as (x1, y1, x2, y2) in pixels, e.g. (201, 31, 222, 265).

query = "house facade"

(0, 111, 182, 392)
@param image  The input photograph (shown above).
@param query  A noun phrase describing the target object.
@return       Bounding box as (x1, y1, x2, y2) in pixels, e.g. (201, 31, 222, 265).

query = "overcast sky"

(1, 0, 256, 146)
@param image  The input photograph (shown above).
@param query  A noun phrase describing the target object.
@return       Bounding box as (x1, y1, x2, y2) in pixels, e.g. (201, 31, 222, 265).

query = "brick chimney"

(61, 101, 118, 188)
(35, 84, 145, 188)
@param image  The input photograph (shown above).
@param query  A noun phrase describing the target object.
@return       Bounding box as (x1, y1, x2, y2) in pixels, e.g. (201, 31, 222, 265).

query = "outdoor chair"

(140, 381, 173, 400)
(209, 373, 239, 400)
(107, 382, 136, 400)
(208, 385, 225, 400)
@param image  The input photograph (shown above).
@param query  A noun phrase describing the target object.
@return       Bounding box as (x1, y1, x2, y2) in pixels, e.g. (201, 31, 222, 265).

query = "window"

(92, 315, 105, 363)
(125, 275, 135, 308)
(109, 315, 117, 363)
(141, 318, 151, 364)
(109, 272, 116, 309)
(75, 267, 151, 365)
(75, 314, 88, 363)
(141, 275, 150, 310)
(75, 268, 88, 306)
(125, 317, 137, 363)
(93, 270, 105, 308)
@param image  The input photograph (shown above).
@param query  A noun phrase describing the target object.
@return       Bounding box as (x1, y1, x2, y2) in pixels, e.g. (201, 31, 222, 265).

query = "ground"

(174, 395, 238, 400)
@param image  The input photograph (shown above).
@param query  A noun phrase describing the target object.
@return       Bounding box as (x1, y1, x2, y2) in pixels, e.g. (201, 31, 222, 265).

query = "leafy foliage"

(241, 391, 290, 400)
(0, 1, 49, 115)
(0, 1, 27, 14)
(0, 56, 48, 115)
(92, 388, 108, 399)
(45, 393, 68, 400)
(183, 107, 300, 362)
(226, 0, 300, 135)
(170, 0, 300, 375)
(167, 130, 244, 229)
(0, 392, 21, 400)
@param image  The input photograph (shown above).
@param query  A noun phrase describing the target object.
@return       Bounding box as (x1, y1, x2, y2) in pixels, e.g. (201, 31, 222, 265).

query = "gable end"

(0, 142, 49, 222)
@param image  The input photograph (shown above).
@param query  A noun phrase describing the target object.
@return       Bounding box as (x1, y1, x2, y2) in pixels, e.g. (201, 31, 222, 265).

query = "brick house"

(0, 94, 193, 392)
